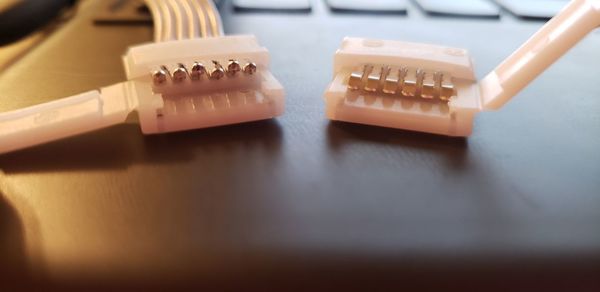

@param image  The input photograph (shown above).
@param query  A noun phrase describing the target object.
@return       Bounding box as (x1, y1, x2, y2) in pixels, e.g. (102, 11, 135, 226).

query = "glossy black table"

(0, 0, 599, 290)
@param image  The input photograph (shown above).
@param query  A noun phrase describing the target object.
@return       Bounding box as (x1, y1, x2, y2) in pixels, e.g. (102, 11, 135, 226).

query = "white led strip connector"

(0, 1, 284, 155)
(324, 0, 600, 136)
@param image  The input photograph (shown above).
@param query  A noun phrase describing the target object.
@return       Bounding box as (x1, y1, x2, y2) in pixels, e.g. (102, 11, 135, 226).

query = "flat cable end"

(123, 35, 285, 134)
(0, 35, 285, 155)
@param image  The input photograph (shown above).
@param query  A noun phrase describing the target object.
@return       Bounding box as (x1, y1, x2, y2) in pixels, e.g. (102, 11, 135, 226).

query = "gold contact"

(151, 60, 257, 86)
(347, 64, 456, 101)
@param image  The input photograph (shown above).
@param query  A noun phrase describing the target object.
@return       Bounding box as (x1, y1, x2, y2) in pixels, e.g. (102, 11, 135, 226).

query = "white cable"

(201, 0, 224, 36)
(161, 0, 176, 41)
(144, 0, 163, 42)
(189, 0, 210, 37)
(180, 0, 199, 39)
(145, 0, 223, 41)
(167, 0, 186, 40)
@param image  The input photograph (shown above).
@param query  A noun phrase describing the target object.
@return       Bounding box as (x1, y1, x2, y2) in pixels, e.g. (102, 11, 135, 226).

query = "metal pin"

(401, 68, 418, 97)
(348, 64, 372, 91)
(415, 69, 425, 98)
(172, 63, 188, 83)
(152, 66, 169, 85)
(440, 73, 455, 101)
(433, 72, 443, 99)
(420, 71, 436, 99)
(397, 67, 408, 92)
(365, 66, 387, 92)
(243, 62, 257, 75)
(383, 68, 400, 94)
(348, 72, 363, 91)
(227, 59, 242, 76)
(209, 61, 225, 80)
(190, 62, 206, 80)
(381, 66, 392, 89)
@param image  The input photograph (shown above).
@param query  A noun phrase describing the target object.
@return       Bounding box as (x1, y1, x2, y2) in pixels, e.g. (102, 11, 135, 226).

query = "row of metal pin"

(152, 60, 257, 85)
(347, 65, 456, 101)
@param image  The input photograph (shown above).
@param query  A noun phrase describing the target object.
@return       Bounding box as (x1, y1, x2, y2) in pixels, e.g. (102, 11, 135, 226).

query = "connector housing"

(123, 35, 285, 134)
(324, 37, 481, 137)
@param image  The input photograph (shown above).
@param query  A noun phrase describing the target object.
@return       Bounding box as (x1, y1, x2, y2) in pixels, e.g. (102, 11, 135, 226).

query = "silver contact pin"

(397, 67, 408, 93)
(365, 66, 388, 92)
(172, 63, 188, 83)
(383, 67, 401, 94)
(433, 72, 443, 100)
(415, 69, 425, 98)
(243, 61, 257, 75)
(227, 59, 242, 76)
(420, 71, 436, 99)
(440, 73, 455, 101)
(348, 64, 372, 91)
(190, 62, 207, 80)
(209, 61, 225, 80)
(402, 68, 418, 97)
(152, 66, 169, 85)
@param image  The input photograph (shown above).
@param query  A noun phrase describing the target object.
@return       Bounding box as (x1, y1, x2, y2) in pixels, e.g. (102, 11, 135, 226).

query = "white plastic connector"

(0, 35, 285, 154)
(123, 35, 284, 134)
(324, 0, 600, 137)
(324, 38, 480, 136)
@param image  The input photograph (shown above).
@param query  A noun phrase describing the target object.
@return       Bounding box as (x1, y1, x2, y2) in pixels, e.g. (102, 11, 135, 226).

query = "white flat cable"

(324, 0, 600, 136)
(0, 0, 283, 155)
(146, 0, 224, 41)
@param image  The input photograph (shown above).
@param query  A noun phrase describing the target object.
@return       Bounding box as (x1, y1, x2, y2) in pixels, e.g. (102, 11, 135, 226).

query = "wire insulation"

(145, 0, 223, 42)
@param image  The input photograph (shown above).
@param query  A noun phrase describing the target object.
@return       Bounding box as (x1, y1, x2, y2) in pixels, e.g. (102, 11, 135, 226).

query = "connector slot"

(346, 64, 456, 102)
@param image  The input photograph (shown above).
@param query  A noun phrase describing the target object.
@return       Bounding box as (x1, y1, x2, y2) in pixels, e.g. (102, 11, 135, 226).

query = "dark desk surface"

(0, 0, 599, 290)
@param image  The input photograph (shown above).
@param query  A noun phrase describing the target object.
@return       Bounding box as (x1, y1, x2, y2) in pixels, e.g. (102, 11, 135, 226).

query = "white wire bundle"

(145, 0, 224, 42)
